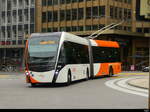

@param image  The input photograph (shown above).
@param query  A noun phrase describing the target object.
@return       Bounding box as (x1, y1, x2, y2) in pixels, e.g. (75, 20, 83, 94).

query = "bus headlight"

(55, 71, 59, 75)
(25, 72, 30, 76)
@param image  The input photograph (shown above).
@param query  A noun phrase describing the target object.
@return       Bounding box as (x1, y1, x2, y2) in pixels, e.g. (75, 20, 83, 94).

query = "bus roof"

(92, 40, 120, 48)
(30, 32, 119, 48)
(30, 32, 62, 39)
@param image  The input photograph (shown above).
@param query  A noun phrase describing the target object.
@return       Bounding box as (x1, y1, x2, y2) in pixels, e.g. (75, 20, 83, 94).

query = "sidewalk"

(127, 76, 149, 89)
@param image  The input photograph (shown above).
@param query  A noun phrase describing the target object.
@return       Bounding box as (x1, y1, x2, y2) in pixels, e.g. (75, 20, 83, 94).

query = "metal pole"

(92, 20, 124, 39)
(88, 23, 116, 38)
(149, 37, 150, 109)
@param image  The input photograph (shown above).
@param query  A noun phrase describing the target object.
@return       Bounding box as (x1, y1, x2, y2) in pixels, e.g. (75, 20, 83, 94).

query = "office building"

(35, 0, 150, 70)
(0, 0, 35, 70)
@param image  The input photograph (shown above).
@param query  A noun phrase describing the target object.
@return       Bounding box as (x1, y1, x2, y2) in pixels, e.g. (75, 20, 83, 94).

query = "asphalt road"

(0, 72, 148, 109)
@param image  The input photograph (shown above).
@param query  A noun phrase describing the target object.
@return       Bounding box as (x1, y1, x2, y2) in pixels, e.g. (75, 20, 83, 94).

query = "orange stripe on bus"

(96, 63, 109, 76)
(30, 76, 39, 83)
(96, 63, 122, 76)
(94, 40, 119, 48)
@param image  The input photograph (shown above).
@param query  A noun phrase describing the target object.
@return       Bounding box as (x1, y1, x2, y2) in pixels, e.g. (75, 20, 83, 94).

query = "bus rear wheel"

(109, 67, 114, 77)
(86, 68, 90, 80)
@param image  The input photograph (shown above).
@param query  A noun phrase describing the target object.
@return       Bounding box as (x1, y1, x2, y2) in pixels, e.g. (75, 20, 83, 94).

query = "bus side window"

(64, 42, 74, 64)
(64, 41, 89, 64)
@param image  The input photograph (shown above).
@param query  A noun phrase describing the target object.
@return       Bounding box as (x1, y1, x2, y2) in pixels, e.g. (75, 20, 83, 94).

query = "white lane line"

(105, 78, 148, 97)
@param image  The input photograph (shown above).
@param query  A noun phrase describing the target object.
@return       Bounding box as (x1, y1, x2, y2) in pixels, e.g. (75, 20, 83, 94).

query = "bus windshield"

(27, 35, 60, 72)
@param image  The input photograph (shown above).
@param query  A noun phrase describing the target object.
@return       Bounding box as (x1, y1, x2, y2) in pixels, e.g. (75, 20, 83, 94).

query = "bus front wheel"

(67, 71, 72, 86)
(31, 83, 36, 87)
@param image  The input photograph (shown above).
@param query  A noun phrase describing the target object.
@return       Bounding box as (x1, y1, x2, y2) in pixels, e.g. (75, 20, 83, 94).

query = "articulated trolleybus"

(24, 32, 121, 86)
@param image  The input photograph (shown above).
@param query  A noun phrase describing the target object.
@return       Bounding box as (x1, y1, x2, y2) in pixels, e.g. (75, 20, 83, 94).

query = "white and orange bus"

(24, 32, 121, 86)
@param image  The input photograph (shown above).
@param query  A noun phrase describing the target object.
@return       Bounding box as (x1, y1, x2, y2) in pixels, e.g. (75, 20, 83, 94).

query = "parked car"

(142, 66, 150, 72)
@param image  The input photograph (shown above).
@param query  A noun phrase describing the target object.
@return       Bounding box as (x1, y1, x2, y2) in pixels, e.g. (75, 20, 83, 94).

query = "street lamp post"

(149, 37, 150, 109)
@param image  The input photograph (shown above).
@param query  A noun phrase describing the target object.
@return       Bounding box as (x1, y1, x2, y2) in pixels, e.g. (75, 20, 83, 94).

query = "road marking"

(118, 72, 149, 75)
(0, 75, 24, 80)
(116, 78, 148, 93)
(105, 77, 148, 97)
(0, 75, 10, 78)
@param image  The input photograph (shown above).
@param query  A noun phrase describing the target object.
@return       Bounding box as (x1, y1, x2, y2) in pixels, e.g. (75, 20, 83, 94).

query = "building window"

(47, 28, 52, 32)
(42, 12, 47, 23)
(7, 0, 11, 10)
(78, 26, 83, 31)
(30, 24, 35, 33)
(127, 9, 131, 20)
(48, 11, 52, 22)
(92, 7, 98, 18)
(53, 0, 58, 5)
(124, 0, 127, 3)
(114, 7, 118, 19)
(60, 0, 65, 4)
(66, 0, 71, 4)
(42, 28, 47, 32)
(127, 0, 131, 4)
(72, 0, 76, 3)
(47, 0, 52, 6)
(119, 8, 123, 19)
(25, 0, 29, 6)
(79, 0, 84, 2)
(72, 9, 77, 20)
(42, 0, 47, 6)
(60, 27, 66, 31)
(53, 11, 58, 22)
(124, 8, 128, 20)
(110, 6, 114, 18)
(72, 26, 77, 32)
(127, 27, 131, 32)
(60, 10, 65, 21)
(144, 28, 150, 33)
(53, 27, 58, 32)
(18, 10, 23, 22)
(78, 8, 84, 20)
(86, 7, 92, 19)
(24, 24, 28, 35)
(66, 27, 71, 32)
(85, 25, 92, 31)
(66, 10, 71, 20)
(92, 25, 98, 30)
(24, 9, 29, 22)
(99, 6, 105, 16)
(136, 28, 142, 33)
(30, 8, 35, 23)
(31, 0, 35, 6)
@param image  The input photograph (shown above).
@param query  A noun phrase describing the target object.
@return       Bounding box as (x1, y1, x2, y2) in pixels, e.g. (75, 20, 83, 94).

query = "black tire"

(86, 68, 90, 80)
(109, 67, 114, 77)
(66, 71, 72, 86)
(31, 83, 36, 87)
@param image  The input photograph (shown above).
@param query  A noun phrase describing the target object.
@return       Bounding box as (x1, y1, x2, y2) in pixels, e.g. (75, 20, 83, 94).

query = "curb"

(127, 78, 149, 89)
